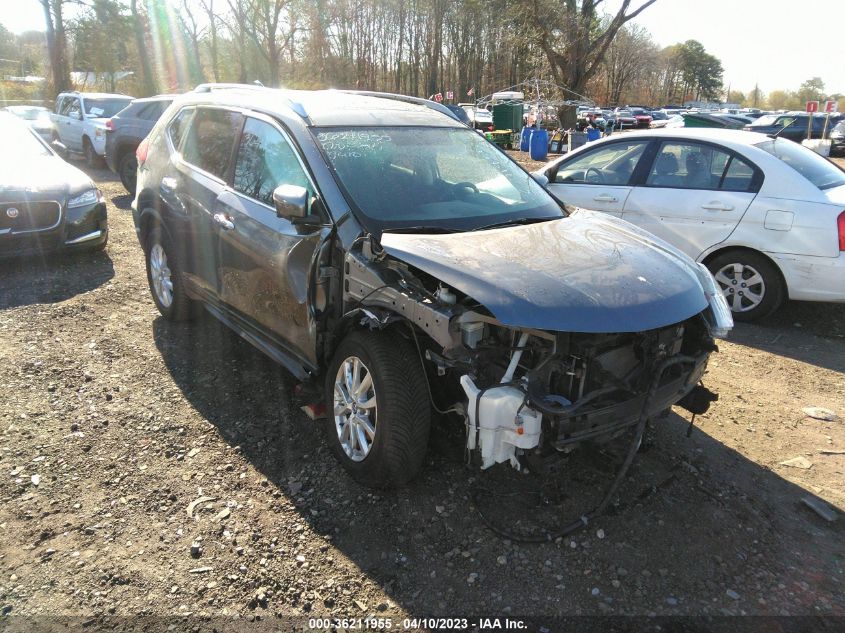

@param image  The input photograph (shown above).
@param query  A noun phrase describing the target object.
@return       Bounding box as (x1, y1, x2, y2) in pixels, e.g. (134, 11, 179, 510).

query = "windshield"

(315, 126, 563, 234)
(755, 139, 845, 190)
(83, 98, 132, 118)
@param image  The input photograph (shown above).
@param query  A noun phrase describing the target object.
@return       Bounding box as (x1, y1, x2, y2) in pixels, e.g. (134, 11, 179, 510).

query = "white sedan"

(535, 128, 845, 321)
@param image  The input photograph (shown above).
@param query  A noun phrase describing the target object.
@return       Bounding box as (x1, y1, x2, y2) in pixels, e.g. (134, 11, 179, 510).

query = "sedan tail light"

(136, 137, 150, 167)
(838, 210, 845, 251)
(105, 119, 115, 131)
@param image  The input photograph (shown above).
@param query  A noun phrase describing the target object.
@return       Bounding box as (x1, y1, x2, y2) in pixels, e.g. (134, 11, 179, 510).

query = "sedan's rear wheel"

(324, 329, 430, 487)
(707, 250, 784, 321)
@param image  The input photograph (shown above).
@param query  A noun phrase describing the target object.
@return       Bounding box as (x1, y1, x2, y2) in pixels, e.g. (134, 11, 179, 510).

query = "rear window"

(755, 139, 845, 190)
(83, 98, 133, 118)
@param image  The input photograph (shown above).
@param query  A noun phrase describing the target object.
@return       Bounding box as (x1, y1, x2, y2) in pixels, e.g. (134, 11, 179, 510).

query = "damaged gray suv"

(132, 86, 733, 487)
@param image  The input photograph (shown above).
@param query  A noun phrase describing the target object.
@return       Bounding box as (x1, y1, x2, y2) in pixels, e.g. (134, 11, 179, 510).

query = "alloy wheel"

(149, 243, 174, 308)
(333, 356, 377, 462)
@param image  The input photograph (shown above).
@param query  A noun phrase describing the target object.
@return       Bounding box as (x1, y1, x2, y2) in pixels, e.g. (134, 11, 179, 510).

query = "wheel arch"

(115, 139, 140, 165)
(325, 309, 427, 372)
(136, 204, 171, 252)
(700, 245, 790, 300)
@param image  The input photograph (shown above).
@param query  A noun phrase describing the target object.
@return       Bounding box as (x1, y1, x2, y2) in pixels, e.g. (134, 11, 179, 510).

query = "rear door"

(168, 106, 244, 300)
(213, 115, 328, 366)
(622, 140, 761, 259)
(545, 138, 651, 217)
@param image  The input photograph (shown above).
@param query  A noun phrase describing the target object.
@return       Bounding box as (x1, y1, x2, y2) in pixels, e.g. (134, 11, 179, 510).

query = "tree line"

(7, 0, 835, 110)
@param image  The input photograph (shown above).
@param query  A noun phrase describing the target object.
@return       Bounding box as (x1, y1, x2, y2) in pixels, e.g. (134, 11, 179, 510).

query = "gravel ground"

(0, 157, 844, 627)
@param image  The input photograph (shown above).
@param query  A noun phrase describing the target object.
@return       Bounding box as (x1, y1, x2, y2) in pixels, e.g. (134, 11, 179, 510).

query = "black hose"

(471, 354, 697, 543)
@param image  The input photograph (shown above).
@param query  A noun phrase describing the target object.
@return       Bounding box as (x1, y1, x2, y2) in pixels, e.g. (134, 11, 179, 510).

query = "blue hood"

(379, 210, 708, 333)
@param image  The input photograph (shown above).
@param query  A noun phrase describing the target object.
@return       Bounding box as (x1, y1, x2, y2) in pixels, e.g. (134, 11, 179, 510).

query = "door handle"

(160, 177, 177, 194)
(701, 202, 734, 211)
(593, 194, 619, 203)
(213, 212, 234, 230)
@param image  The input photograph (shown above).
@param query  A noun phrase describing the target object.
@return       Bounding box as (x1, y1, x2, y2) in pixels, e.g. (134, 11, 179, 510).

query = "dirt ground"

(1, 154, 844, 628)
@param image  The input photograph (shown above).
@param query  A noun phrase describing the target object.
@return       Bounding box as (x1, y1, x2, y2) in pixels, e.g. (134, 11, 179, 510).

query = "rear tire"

(323, 329, 431, 488)
(707, 250, 784, 322)
(118, 152, 138, 195)
(144, 225, 195, 321)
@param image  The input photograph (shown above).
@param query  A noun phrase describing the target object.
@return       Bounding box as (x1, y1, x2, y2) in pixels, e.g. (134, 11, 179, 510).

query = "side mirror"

(531, 172, 549, 187)
(272, 184, 322, 226)
(51, 140, 69, 160)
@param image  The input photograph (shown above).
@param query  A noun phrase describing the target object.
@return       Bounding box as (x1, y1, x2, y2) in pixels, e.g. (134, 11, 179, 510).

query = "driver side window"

(554, 141, 648, 185)
(233, 117, 312, 207)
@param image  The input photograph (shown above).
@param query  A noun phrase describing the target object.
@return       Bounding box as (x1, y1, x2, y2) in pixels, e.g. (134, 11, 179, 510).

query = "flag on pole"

(467, 87, 474, 97)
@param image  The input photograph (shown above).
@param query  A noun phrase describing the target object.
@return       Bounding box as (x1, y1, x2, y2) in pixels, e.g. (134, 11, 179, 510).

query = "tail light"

(136, 137, 150, 167)
(838, 211, 845, 251)
(487, 123, 494, 131)
(105, 119, 115, 131)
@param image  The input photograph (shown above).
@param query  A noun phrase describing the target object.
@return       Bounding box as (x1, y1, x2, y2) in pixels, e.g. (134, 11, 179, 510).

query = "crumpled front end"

(339, 229, 731, 472)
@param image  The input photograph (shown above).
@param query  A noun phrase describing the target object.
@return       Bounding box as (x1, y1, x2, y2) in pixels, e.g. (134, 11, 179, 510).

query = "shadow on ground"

(726, 301, 845, 374)
(150, 313, 845, 616)
(0, 250, 114, 309)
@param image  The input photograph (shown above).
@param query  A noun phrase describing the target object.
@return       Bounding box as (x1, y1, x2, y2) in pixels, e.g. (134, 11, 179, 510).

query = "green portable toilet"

(492, 103, 522, 132)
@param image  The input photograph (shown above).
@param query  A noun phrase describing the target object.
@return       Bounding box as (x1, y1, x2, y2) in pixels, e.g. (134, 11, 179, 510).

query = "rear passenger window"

(139, 101, 167, 121)
(233, 118, 311, 206)
(182, 108, 242, 179)
(167, 108, 194, 150)
(647, 141, 755, 191)
(719, 156, 755, 192)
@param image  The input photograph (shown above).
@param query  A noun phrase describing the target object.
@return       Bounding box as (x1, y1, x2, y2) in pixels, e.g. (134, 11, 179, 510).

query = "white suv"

(52, 92, 133, 165)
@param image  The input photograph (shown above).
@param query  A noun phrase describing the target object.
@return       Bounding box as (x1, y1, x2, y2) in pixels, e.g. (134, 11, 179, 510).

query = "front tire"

(324, 329, 431, 488)
(144, 226, 195, 321)
(707, 250, 784, 321)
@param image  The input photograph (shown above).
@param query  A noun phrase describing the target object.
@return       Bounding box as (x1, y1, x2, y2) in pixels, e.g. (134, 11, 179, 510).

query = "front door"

(214, 115, 328, 367)
(545, 139, 651, 217)
(622, 140, 760, 259)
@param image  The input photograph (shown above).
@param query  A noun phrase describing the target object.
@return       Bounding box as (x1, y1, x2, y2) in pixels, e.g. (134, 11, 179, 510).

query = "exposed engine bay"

(340, 235, 727, 473)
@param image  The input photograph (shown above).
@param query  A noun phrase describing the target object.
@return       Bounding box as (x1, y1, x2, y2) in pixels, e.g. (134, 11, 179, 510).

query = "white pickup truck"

(52, 92, 133, 166)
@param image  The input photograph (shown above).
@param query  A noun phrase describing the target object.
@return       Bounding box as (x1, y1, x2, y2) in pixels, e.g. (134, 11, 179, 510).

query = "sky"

(606, 0, 843, 96)
(2, 0, 842, 96)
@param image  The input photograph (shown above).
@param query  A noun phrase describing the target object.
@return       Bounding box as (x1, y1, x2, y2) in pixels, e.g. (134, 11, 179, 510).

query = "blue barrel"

(529, 128, 549, 161)
(520, 127, 531, 152)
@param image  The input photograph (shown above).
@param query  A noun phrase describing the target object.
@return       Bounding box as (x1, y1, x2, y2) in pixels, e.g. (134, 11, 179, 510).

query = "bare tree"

(40, 0, 71, 96)
(521, 0, 658, 96)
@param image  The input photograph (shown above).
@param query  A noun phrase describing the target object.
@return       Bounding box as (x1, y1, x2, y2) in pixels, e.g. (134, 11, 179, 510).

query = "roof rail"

(339, 90, 462, 124)
(192, 82, 311, 124)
